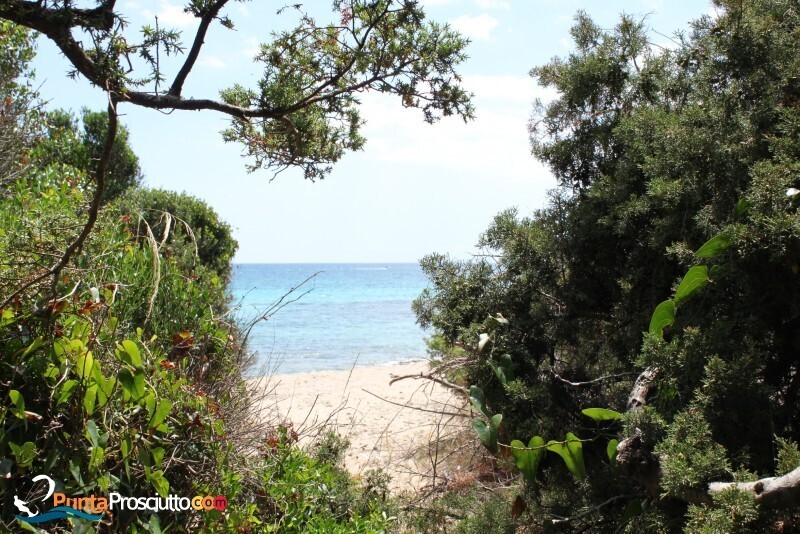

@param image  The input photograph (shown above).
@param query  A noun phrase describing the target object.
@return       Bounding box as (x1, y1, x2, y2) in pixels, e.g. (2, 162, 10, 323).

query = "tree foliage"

(0, 0, 473, 181)
(415, 0, 800, 530)
(33, 109, 143, 202)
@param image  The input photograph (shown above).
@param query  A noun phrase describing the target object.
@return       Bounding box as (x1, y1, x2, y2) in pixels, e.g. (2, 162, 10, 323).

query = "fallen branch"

(390, 370, 468, 395)
(362, 389, 470, 418)
(551, 370, 637, 388)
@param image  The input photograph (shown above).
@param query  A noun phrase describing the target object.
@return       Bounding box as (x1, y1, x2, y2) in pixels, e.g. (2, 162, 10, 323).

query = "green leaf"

(489, 354, 515, 385)
(149, 470, 169, 498)
(121, 437, 132, 481)
(733, 199, 750, 220)
(469, 385, 491, 419)
(83, 384, 98, 414)
(471, 414, 502, 454)
(95, 377, 116, 407)
(117, 339, 143, 370)
(547, 433, 585, 481)
(9, 389, 24, 411)
(673, 265, 708, 306)
(118, 368, 146, 401)
(10, 441, 36, 467)
(582, 408, 623, 422)
(607, 439, 619, 463)
(619, 499, 646, 527)
(148, 399, 173, 430)
(510, 436, 545, 485)
(0, 308, 15, 327)
(19, 337, 44, 359)
(151, 447, 165, 467)
(86, 420, 100, 447)
(56, 380, 78, 405)
(76, 352, 95, 381)
(648, 300, 675, 338)
(694, 233, 732, 258)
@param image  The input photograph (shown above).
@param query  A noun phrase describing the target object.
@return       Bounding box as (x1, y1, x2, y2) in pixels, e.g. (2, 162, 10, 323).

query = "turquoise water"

(229, 263, 429, 374)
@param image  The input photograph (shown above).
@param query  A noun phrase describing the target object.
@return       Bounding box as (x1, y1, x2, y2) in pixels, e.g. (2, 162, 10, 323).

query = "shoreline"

(247, 360, 471, 492)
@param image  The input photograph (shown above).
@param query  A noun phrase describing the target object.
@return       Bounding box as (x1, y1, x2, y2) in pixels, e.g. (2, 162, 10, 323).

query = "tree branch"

(49, 98, 118, 294)
(551, 370, 637, 388)
(0, 97, 117, 309)
(168, 0, 229, 97)
(389, 370, 469, 395)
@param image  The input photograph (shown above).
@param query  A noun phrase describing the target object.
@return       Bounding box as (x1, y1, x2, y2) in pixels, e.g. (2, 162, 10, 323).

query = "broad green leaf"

(57, 380, 78, 405)
(118, 368, 146, 401)
(607, 439, 619, 463)
(510, 436, 545, 485)
(694, 233, 732, 258)
(582, 407, 623, 422)
(95, 377, 116, 407)
(19, 337, 44, 359)
(213, 419, 225, 436)
(648, 300, 675, 338)
(547, 433, 585, 481)
(121, 437, 132, 481)
(148, 399, 173, 430)
(117, 340, 143, 370)
(489, 354, 515, 385)
(76, 352, 95, 381)
(471, 414, 502, 454)
(10, 441, 36, 467)
(0, 308, 14, 327)
(673, 265, 708, 306)
(89, 445, 104, 472)
(149, 470, 169, 498)
(86, 420, 100, 447)
(733, 199, 750, 220)
(620, 499, 646, 527)
(469, 385, 491, 419)
(151, 447, 165, 467)
(83, 384, 98, 414)
(9, 390, 24, 411)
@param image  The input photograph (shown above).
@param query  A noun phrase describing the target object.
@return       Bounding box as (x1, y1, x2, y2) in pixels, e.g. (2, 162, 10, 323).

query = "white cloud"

(462, 74, 556, 104)
(141, 1, 196, 28)
(451, 13, 500, 41)
(356, 75, 556, 185)
(474, 0, 510, 9)
(199, 55, 226, 69)
(242, 37, 261, 59)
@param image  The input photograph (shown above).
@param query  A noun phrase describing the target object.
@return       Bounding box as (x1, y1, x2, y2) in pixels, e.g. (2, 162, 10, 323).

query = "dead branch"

(390, 370, 468, 395)
(362, 389, 470, 418)
(551, 370, 637, 388)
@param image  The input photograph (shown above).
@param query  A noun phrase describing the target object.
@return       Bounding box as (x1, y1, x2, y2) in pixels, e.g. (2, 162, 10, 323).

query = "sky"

(30, 0, 713, 263)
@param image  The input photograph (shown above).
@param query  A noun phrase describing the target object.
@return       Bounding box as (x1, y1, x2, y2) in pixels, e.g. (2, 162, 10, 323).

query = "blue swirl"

(16, 506, 103, 524)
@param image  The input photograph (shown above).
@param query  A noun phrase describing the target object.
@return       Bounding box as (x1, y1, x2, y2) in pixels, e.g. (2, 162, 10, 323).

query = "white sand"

(248, 361, 470, 493)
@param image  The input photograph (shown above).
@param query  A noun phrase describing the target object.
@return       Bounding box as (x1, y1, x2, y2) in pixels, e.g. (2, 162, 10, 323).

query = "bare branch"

(168, 0, 229, 97)
(390, 370, 469, 395)
(551, 370, 637, 388)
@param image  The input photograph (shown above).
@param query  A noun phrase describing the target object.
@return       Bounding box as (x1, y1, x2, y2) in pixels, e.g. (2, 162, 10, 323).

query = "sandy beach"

(248, 361, 471, 493)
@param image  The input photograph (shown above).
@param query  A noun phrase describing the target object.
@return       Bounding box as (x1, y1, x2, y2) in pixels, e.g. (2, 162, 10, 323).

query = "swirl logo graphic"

(14, 474, 103, 525)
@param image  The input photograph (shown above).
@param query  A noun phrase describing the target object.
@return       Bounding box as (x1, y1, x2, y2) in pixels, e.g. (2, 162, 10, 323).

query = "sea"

(229, 263, 430, 375)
